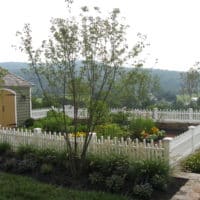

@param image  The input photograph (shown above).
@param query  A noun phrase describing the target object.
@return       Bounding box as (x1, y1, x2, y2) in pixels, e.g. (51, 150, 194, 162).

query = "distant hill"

(0, 62, 28, 76)
(148, 68, 181, 95)
(0, 62, 182, 95)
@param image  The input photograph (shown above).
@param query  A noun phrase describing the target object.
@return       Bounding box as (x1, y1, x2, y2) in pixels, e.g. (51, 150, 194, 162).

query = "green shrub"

(128, 117, 166, 141)
(40, 163, 54, 175)
(133, 183, 153, 200)
(16, 145, 37, 158)
(88, 155, 129, 192)
(129, 117, 155, 139)
(182, 151, 200, 173)
(127, 159, 170, 188)
(3, 158, 18, 171)
(0, 142, 11, 155)
(32, 110, 72, 132)
(32, 119, 44, 129)
(95, 123, 125, 138)
(68, 124, 87, 133)
(89, 172, 104, 188)
(151, 174, 168, 191)
(16, 159, 38, 173)
(89, 101, 110, 125)
(24, 118, 35, 128)
(142, 159, 170, 178)
(110, 112, 130, 126)
(88, 155, 129, 177)
(42, 117, 66, 132)
(105, 174, 126, 192)
(35, 148, 57, 162)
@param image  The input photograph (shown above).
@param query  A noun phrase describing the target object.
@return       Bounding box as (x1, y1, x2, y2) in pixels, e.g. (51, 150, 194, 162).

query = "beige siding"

(8, 86, 31, 126)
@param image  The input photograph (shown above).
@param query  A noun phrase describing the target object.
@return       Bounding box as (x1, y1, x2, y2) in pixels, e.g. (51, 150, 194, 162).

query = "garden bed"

(0, 142, 173, 200)
(157, 122, 198, 133)
(157, 122, 200, 138)
(0, 170, 188, 200)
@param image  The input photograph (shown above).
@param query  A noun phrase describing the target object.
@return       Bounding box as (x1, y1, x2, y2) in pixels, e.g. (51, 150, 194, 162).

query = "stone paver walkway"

(171, 172, 200, 200)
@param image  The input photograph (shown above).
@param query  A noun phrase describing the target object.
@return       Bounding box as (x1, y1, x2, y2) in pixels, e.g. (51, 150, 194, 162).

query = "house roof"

(2, 73, 31, 87)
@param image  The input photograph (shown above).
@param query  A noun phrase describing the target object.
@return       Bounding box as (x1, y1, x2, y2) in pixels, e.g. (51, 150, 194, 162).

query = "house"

(0, 72, 32, 127)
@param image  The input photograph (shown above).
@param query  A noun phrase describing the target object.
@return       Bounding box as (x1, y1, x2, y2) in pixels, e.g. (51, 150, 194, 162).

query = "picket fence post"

(188, 125, 195, 153)
(189, 108, 193, 121)
(153, 107, 158, 121)
(163, 137, 173, 164)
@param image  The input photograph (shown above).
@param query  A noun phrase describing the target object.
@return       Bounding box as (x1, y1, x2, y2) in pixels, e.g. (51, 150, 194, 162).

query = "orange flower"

(141, 130, 149, 138)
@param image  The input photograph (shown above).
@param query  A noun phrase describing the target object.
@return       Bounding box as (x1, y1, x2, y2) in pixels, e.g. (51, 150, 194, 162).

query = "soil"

(166, 131, 181, 138)
(151, 177, 188, 200)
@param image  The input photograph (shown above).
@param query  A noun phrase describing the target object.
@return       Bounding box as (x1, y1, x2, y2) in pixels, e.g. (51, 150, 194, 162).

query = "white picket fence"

(1, 125, 200, 166)
(31, 106, 87, 119)
(31, 108, 50, 119)
(0, 128, 165, 162)
(31, 106, 200, 123)
(127, 108, 200, 123)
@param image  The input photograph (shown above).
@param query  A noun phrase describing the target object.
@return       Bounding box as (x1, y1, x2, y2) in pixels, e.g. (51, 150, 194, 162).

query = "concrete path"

(171, 172, 200, 200)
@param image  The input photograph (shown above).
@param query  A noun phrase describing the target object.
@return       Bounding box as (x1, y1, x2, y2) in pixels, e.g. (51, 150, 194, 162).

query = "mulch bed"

(151, 177, 188, 200)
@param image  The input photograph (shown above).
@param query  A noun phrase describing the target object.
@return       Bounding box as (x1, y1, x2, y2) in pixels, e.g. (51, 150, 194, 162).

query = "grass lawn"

(0, 172, 128, 200)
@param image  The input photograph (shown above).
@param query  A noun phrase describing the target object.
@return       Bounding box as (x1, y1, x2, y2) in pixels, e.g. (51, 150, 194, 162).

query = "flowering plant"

(141, 126, 165, 141)
(69, 131, 86, 137)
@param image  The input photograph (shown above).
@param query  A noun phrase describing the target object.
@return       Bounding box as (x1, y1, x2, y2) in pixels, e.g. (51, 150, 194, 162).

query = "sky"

(1, 0, 200, 71)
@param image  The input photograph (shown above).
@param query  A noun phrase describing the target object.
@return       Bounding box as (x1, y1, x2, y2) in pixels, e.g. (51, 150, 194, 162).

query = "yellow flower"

(151, 126, 159, 134)
(70, 132, 86, 137)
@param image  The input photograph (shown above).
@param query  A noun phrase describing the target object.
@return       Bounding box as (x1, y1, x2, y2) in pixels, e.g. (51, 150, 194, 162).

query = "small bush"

(16, 159, 38, 173)
(36, 148, 59, 161)
(88, 154, 129, 177)
(69, 124, 87, 133)
(89, 172, 104, 188)
(127, 159, 170, 187)
(44, 110, 72, 132)
(3, 158, 18, 171)
(88, 155, 129, 192)
(129, 117, 165, 141)
(110, 112, 130, 126)
(182, 151, 200, 173)
(95, 123, 125, 138)
(40, 163, 54, 175)
(16, 145, 37, 158)
(151, 174, 168, 191)
(24, 118, 35, 128)
(0, 142, 11, 155)
(133, 183, 153, 200)
(105, 174, 126, 192)
(129, 117, 155, 139)
(31, 110, 72, 132)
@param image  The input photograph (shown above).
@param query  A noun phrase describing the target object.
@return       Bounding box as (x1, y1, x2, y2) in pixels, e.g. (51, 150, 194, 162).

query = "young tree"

(180, 65, 200, 98)
(16, 4, 146, 175)
(107, 68, 159, 108)
(0, 68, 7, 85)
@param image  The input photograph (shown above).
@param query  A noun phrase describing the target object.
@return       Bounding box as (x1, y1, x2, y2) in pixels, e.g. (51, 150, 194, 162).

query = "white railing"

(0, 128, 165, 162)
(31, 106, 200, 123)
(118, 108, 200, 123)
(31, 108, 50, 119)
(31, 106, 87, 119)
(168, 125, 200, 166)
